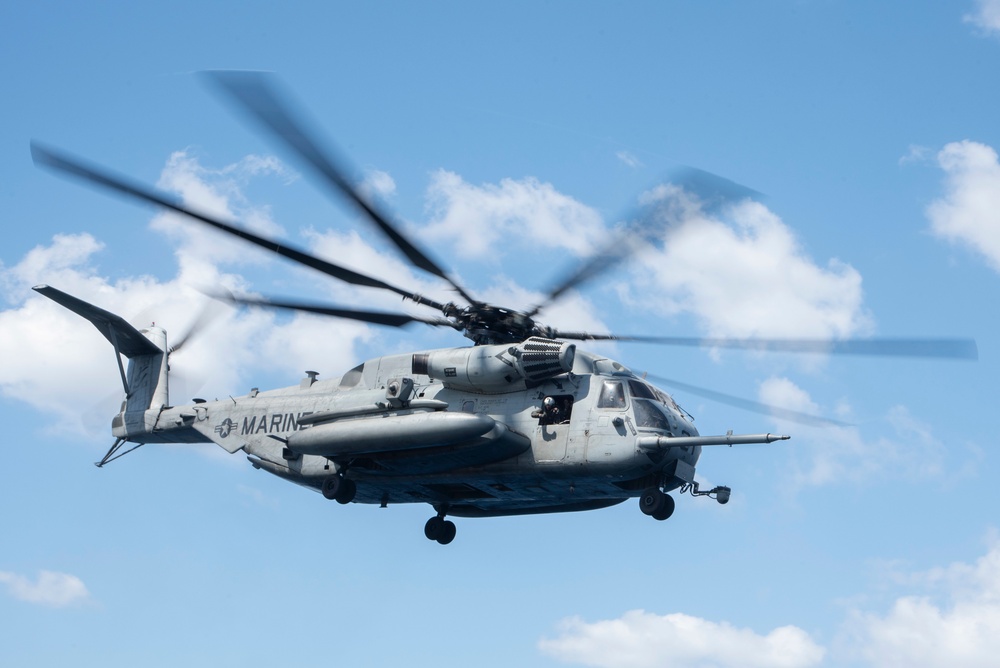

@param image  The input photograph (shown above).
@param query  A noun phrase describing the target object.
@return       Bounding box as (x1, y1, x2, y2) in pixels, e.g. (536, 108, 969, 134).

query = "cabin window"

(538, 394, 574, 426)
(597, 381, 627, 408)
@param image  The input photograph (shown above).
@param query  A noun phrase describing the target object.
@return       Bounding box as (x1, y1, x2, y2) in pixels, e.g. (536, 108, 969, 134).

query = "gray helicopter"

(30, 72, 978, 544)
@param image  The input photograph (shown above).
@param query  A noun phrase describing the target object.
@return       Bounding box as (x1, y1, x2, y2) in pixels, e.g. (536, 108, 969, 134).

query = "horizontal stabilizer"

(33, 284, 161, 358)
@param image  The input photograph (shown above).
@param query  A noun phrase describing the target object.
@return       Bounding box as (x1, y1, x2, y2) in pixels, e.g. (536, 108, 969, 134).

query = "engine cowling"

(412, 337, 575, 393)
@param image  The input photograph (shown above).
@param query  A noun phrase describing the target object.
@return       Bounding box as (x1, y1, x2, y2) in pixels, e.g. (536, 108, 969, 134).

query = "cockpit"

(595, 377, 694, 436)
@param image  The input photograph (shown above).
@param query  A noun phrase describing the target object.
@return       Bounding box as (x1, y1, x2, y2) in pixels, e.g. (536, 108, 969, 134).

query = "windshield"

(632, 399, 672, 431)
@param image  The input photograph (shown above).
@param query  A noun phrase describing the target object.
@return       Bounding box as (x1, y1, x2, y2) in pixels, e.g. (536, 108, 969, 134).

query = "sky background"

(3, 2, 1000, 666)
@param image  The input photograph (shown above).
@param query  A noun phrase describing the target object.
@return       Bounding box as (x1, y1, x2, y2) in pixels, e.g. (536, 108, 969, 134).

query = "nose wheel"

(639, 487, 675, 521)
(424, 514, 457, 545)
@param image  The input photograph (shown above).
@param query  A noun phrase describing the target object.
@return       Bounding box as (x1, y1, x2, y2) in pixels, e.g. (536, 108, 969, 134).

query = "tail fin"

(33, 285, 169, 438)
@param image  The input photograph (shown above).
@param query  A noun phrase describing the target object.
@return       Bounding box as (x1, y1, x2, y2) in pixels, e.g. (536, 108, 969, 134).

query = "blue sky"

(3, 2, 1000, 666)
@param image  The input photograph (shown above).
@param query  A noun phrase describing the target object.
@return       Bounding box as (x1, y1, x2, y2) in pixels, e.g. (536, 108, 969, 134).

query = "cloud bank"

(542, 541, 1000, 667)
(539, 609, 824, 668)
(848, 540, 1000, 666)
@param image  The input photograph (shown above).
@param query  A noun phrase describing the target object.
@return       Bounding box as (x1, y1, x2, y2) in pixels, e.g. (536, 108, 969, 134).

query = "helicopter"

(29, 72, 978, 544)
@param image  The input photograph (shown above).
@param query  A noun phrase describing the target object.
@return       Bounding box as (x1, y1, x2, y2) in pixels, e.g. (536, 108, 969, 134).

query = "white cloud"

(422, 169, 606, 259)
(927, 140, 1000, 272)
(964, 0, 1000, 35)
(302, 227, 457, 311)
(0, 153, 370, 436)
(636, 195, 871, 339)
(151, 150, 291, 281)
(848, 541, 1000, 667)
(539, 609, 824, 668)
(0, 570, 91, 607)
(759, 379, 950, 489)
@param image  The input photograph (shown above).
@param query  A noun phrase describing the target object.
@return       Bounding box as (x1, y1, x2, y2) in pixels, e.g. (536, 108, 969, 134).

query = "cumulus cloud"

(758, 378, 950, 488)
(423, 169, 606, 259)
(539, 609, 824, 668)
(0, 570, 91, 607)
(964, 0, 1000, 35)
(635, 195, 871, 340)
(302, 227, 457, 311)
(0, 153, 370, 435)
(927, 140, 1000, 272)
(151, 150, 292, 281)
(418, 171, 873, 344)
(847, 541, 1000, 667)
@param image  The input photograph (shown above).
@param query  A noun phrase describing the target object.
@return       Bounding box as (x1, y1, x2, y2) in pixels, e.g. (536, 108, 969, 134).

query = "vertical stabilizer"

(33, 285, 170, 438)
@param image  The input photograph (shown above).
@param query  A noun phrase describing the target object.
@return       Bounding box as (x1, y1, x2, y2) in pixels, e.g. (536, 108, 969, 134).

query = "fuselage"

(123, 345, 702, 517)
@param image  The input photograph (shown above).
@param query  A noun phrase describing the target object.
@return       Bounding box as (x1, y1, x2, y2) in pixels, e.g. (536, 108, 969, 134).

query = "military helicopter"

(30, 72, 978, 544)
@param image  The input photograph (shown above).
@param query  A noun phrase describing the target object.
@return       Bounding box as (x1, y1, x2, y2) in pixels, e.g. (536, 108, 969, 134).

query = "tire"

(321, 476, 342, 501)
(335, 477, 357, 504)
(651, 494, 675, 521)
(424, 516, 444, 541)
(639, 487, 666, 516)
(437, 520, 457, 545)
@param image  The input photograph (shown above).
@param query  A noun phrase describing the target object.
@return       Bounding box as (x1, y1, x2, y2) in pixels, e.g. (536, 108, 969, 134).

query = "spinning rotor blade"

(204, 70, 479, 307)
(168, 296, 226, 355)
(217, 292, 459, 329)
(30, 142, 448, 312)
(550, 332, 979, 360)
(525, 230, 639, 318)
(526, 168, 762, 319)
(641, 372, 850, 428)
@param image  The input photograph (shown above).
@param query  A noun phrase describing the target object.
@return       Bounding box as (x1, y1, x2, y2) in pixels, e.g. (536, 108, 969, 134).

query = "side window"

(537, 394, 574, 426)
(597, 381, 627, 409)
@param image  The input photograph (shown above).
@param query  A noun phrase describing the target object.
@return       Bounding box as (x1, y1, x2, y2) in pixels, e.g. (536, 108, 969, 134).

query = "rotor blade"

(548, 331, 979, 360)
(216, 292, 459, 329)
(203, 70, 480, 307)
(524, 229, 640, 319)
(30, 142, 447, 312)
(168, 296, 226, 355)
(526, 168, 762, 319)
(641, 372, 850, 428)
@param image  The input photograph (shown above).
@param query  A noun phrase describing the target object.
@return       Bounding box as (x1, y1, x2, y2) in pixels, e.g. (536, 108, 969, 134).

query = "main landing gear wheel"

(424, 516, 457, 545)
(639, 487, 675, 521)
(321, 475, 357, 504)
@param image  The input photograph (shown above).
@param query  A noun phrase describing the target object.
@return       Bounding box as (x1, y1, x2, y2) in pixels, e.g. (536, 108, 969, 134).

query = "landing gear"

(639, 487, 675, 521)
(321, 475, 357, 504)
(424, 515, 457, 545)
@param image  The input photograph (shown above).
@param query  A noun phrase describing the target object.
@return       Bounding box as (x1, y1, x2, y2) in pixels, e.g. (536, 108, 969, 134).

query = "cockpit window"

(628, 380, 657, 400)
(597, 380, 627, 408)
(633, 399, 671, 431)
